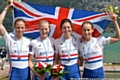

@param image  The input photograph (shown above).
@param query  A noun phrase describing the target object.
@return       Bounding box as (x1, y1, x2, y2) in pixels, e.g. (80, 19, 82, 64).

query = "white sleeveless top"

(55, 36, 79, 66)
(3, 32, 32, 69)
(30, 37, 55, 65)
(79, 36, 110, 70)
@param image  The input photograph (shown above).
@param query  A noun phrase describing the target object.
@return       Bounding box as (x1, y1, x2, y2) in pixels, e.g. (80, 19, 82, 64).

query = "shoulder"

(48, 37, 55, 42)
(55, 37, 62, 42)
(97, 36, 110, 41)
(49, 37, 54, 40)
(47, 37, 55, 46)
(9, 33, 15, 37)
(75, 37, 81, 44)
(72, 32, 82, 39)
(23, 37, 31, 42)
(55, 37, 63, 46)
(97, 36, 104, 40)
(92, 37, 97, 42)
(79, 40, 84, 46)
(30, 37, 39, 44)
(5, 33, 15, 39)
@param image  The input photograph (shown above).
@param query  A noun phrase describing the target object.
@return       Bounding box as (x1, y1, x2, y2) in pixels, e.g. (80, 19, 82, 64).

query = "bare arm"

(53, 53, 59, 65)
(28, 54, 45, 80)
(79, 56, 83, 66)
(77, 56, 83, 66)
(0, 3, 11, 36)
(109, 12, 120, 44)
(53, 40, 61, 65)
(28, 54, 34, 70)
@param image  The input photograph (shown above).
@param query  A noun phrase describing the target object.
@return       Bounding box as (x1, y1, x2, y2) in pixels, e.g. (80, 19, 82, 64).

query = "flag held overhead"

(13, 1, 111, 39)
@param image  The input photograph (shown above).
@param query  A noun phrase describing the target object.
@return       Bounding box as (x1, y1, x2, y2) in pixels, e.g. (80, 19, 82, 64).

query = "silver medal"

(85, 59, 88, 63)
(18, 56, 21, 60)
(46, 58, 49, 62)
(68, 58, 70, 62)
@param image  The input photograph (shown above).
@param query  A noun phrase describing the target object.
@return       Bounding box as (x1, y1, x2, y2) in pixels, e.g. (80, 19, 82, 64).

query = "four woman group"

(0, 1, 120, 80)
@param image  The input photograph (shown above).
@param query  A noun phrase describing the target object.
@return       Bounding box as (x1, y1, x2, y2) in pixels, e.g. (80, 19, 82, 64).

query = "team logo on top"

(39, 52, 42, 55)
(74, 44, 76, 47)
(84, 54, 86, 57)
(39, 45, 41, 47)
(14, 50, 16, 52)
(92, 51, 98, 54)
(39, 52, 46, 55)
(60, 42, 63, 45)
(94, 45, 98, 49)
(82, 47, 84, 49)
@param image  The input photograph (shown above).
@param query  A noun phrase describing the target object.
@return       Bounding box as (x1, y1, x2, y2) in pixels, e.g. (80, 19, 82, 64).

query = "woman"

(0, 1, 31, 80)
(79, 12, 120, 78)
(54, 19, 81, 80)
(28, 20, 55, 80)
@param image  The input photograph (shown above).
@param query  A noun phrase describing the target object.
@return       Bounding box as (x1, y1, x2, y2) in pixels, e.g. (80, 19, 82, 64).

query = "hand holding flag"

(6, 0, 21, 12)
(12, 1, 111, 39)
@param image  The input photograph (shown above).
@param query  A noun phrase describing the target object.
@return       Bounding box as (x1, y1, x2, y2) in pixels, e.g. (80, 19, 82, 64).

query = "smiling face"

(61, 22, 72, 37)
(82, 22, 94, 41)
(14, 19, 26, 39)
(60, 19, 73, 39)
(39, 20, 50, 40)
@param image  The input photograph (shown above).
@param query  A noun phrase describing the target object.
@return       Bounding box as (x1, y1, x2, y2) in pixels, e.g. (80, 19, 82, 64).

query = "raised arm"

(110, 12, 120, 44)
(0, 2, 12, 36)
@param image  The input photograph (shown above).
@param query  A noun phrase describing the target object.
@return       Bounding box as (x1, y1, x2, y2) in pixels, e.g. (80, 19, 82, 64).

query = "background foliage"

(0, 0, 120, 33)
(0, 0, 120, 63)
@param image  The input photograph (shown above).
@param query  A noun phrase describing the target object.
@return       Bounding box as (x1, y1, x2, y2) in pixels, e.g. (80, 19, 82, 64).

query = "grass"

(104, 64, 120, 66)
(105, 72, 120, 78)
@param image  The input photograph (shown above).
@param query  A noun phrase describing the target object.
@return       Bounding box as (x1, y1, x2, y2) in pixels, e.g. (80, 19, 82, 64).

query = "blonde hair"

(39, 20, 50, 28)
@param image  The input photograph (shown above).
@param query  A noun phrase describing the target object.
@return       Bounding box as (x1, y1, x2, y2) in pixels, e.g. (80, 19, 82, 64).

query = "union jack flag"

(13, 1, 111, 39)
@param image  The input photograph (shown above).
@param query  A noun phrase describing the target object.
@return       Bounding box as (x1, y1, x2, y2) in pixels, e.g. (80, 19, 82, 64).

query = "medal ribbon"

(41, 38, 49, 60)
(64, 37, 72, 59)
(84, 39, 92, 60)
(15, 37, 23, 59)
